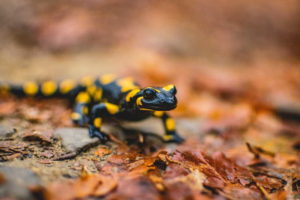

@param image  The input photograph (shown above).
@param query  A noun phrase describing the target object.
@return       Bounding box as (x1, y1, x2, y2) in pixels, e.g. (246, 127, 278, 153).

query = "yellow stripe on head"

(145, 87, 160, 92)
(125, 89, 140, 102)
(163, 84, 175, 91)
(60, 79, 75, 94)
(166, 118, 175, 131)
(80, 76, 94, 86)
(42, 81, 57, 96)
(105, 103, 119, 114)
(76, 92, 90, 103)
(99, 74, 116, 85)
(136, 96, 143, 106)
(23, 82, 38, 96)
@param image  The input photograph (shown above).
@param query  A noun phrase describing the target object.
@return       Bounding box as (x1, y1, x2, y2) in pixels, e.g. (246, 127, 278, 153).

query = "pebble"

(54, 118, 202, 153)
(54, 127, 100, 152)
(0, 125, 16, 138)
(121, 117, 203, 138)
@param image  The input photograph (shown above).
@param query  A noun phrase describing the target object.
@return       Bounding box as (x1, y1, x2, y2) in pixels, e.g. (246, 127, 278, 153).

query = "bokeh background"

(0, 3, 300, 198)
(0, 0, 300, 115)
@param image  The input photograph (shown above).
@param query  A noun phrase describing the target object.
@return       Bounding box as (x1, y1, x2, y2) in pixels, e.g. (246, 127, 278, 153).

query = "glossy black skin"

(92, 79, 178, 121)
(0, 76, 184, 143)
(88, 78, 183, 143)
(118, 89, 177, 121)
(137, 87, 177, 111)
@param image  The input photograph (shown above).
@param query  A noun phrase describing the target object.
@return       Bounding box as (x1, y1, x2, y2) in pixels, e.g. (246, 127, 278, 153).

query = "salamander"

(0, 75, 184, 143)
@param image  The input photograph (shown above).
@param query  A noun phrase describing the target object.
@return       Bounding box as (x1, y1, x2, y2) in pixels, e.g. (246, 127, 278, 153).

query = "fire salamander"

(0, 75, 184, 143)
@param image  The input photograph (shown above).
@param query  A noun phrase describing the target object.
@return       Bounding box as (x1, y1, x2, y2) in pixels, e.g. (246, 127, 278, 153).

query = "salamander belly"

(116, 110, 152, 121)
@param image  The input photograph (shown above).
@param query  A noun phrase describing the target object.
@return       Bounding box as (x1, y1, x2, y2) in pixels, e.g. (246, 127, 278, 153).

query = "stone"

(176, 117, 204, 138)
(0, 125, 16, 138)
(54, 127, 100, 152)
(121, 117, 203, 138)
(0, 166, 41, 200)
(120, 118, 165, 135)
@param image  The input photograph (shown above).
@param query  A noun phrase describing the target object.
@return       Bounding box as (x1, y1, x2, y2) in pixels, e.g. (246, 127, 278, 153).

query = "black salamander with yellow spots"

(0, 75, 184, 143)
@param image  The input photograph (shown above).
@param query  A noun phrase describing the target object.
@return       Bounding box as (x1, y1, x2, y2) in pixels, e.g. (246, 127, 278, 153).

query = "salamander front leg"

(71, 92, 91, 126)
(153, 111, 184, 143)
(89, 103, 119, 142)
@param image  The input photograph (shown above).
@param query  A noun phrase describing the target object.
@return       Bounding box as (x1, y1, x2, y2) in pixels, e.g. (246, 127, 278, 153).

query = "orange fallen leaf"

(94, 147, 112, 157)
(45, 174, 117, 200)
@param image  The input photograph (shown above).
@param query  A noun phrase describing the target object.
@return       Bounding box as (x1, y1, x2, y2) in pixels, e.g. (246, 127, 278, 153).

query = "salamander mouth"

(141, 104, 177, 111)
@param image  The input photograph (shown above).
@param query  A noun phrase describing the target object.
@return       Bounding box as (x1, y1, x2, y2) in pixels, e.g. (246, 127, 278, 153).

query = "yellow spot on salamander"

(163, 135, 173, 141)
(94, 118, 102, 128)
(94, 89, 103, 101)
(117, 77, 139, 92)
(166, 118, 175, 131)
(71, 112, 81, 120)
(136, 96, 143, 106)
(82, 106, 89, 114)
(23, 82, 38, 96)
(163, 84, 175, 91)
(153, 111, 164, 117)
(76, 92, 90, 103)
(100, 74, 116, 85)
(42, 81, 57, 96)
(125, 89, 140, 102)
(140, 108, 155, 111)
(122, 85, 139, 92)
(60, 79, 75, 94)
(105, 103, 119, 114)
(81, 76, 94, 86)
(145, 87, 160, 92)
(87, 85, 97, 95)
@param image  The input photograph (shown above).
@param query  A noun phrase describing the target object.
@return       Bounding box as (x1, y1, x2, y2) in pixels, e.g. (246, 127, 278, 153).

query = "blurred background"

(0, 0, 300, 116)
(0, 2, 299, 197)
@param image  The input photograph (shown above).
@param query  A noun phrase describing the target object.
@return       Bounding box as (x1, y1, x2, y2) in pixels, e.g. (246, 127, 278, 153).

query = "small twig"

(52, 151, 78, 161)
(246, 142, 275, 159)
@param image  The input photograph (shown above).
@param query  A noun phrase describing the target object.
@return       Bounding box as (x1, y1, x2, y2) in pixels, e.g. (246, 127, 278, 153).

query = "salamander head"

(135, 85, 177, 111)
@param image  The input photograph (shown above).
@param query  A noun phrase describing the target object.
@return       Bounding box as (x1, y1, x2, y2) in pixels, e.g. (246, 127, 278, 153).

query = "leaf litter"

(0, 64, 299, 200)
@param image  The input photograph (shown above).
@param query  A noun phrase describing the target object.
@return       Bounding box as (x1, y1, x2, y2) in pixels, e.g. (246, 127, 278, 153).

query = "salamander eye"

(143, 88, 156, 99)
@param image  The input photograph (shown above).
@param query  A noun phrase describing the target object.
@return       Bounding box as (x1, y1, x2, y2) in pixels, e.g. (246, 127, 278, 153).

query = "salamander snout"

(137, 85, 178, 111)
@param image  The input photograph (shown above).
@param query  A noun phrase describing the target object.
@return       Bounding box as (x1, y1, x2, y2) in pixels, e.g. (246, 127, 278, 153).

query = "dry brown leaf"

(45, 174, 117, 200)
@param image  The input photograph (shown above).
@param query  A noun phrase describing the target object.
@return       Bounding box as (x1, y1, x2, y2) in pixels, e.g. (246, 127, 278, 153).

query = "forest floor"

(0, 49, 300, 200)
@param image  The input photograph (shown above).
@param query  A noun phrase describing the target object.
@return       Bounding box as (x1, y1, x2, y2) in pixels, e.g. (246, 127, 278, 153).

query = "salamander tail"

(0, 80, 85, 98)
